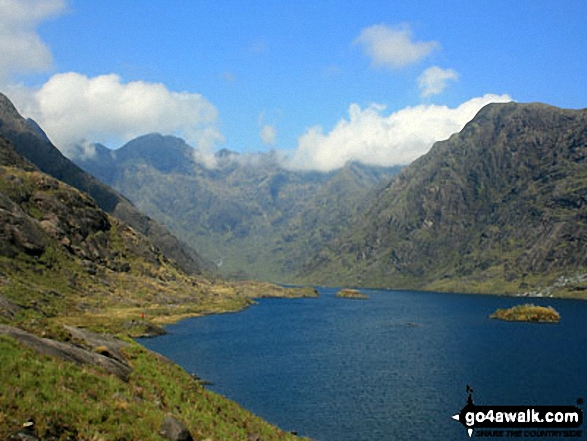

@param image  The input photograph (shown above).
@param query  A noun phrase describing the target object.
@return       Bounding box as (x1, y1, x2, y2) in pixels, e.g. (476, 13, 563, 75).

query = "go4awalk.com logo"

(452, 386, 584, 438)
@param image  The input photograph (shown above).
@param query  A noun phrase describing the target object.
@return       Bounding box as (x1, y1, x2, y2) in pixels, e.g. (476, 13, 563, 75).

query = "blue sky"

(2, 0, 586, 170)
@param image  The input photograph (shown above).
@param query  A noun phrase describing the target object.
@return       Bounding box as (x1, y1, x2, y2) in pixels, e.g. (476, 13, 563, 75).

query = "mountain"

(0, 132, 313, 440)
(70, 134, 401, 281)
(0, 134, 192, 306)
(0, 93, 210, 276)
(300, 102, 587, 297)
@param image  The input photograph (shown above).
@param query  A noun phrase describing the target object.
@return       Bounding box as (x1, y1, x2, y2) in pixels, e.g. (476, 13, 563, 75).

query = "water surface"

(139, 288, 587, 440)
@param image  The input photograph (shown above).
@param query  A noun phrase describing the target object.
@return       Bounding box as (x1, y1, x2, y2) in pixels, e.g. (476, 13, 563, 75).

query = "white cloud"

(260, 124, 277, 146)
(354, 23, 439, 69)
(418, 66, 459, 97)
(70, 139, 98, 160)
(0, 0, 66, 83)
(18, 72, 224, 155)
(286, 94, 513, 172)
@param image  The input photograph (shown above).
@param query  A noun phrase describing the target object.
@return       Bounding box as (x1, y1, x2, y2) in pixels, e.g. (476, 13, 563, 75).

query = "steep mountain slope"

(281, 162, 399, 273)
(0, 134, 274, 329)
(300, 102, 587, 297)
(0, 134, 312, 440)
(71, 134, 400, 281)
(0, 93, 210, 276)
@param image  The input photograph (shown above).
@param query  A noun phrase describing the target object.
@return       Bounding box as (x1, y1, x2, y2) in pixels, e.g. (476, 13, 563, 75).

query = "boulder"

(6, 430, 40, 440)
(0, 294, 22, 319)
(159, 416, 193, 441)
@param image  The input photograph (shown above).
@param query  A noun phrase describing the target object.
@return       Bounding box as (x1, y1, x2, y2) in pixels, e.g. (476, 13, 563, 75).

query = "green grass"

(0, 336, 303, 440)
(0, 162, 315, 438)
(0, 271, 315, 439)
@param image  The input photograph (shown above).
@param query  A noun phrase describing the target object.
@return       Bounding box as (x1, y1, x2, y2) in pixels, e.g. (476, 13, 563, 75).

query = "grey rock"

(6, 430, 40, 440)
(159, 416, 193, 441)
(0, 325, 132, 381)
(64, 325, 128, 365)
(0, 294, 21, 319)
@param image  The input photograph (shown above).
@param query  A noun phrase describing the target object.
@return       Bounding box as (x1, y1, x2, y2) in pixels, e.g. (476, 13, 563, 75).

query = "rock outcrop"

(159, 416, 194, 441)
(0, 93, 210, 276)
(0, 325, 132, 381)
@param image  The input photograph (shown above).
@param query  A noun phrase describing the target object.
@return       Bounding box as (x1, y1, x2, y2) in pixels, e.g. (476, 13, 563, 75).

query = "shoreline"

(4, 281, 579, 439)
(0, 281, 318, 440)
(137, 283, 320, 336)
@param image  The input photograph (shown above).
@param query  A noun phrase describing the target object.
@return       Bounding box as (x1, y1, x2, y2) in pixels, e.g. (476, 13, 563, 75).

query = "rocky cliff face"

(301, 103, 587, 296)
(0, 93, 210, 276)
(0, 135, 175, 282)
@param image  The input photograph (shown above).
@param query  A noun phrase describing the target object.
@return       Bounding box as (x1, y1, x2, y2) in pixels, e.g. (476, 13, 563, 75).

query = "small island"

(490, 304, 560, 323)
(335, 288, 369, 300)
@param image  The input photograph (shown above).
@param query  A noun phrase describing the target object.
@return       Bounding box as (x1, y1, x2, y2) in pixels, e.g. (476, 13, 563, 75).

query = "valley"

(1, 3, 586, 440)
(70, 134, 400, 281)
(67, 102, 587, 297)
(1, 92, 586, 439)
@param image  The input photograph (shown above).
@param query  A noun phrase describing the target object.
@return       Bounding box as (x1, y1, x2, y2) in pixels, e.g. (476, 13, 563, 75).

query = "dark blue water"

(139, 288, 587, 440)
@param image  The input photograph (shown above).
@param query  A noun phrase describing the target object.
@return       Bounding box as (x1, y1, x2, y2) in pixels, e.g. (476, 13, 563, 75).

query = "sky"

(1, 0, 586, 171)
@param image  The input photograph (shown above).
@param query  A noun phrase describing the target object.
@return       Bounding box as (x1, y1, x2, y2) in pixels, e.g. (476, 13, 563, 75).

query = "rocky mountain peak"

(115, 133, 196, 174)
(300, 102, 587, 295)
(0, 93, 211, 276)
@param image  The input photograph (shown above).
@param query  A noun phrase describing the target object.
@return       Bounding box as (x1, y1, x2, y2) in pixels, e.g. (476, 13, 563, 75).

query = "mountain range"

(0, 93, 210, 276)
(69, 101, 587, 297)
(300, 102, 587, 297)
(3, 91, 585, 298)
(70, 134, 400, 281)
(1, 88, 585, 438)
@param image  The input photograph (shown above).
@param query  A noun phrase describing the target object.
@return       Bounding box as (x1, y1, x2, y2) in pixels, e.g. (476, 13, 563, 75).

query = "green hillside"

(0, 132, 313, 439)
(300, 102, 587, 297)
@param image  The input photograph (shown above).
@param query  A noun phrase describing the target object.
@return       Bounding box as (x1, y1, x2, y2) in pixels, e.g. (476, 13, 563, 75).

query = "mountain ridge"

(299, 102, 587, 296)
(0, 93, 211, 276)
(8, 93, 585, 297)
(69, 134, 401, 281)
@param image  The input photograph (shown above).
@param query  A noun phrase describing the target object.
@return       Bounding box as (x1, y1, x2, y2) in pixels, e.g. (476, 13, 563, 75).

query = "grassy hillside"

(0, 135, 314, 440)
(0, 335, 305, 440)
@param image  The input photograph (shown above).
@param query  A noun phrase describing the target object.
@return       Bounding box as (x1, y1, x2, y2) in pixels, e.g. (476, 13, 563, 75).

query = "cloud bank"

(286, 94, 512, 172)
(354, 23, 439, 69)
(18, 72, 223, 155)
(0, 0, 66, 83)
